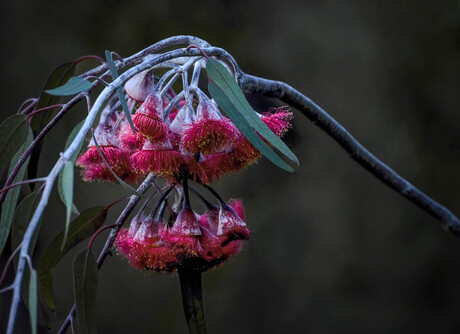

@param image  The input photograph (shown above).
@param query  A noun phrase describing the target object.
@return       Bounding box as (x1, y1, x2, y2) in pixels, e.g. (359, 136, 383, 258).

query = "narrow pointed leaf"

(29, 63, 76, 183)
(0, 114, 29, 178)
(39, 206, 107, 311)
(58, 120, 85, 214)
(73, 250, 98, 334)
(105, 50, 136, 132)
(207, 58, 298, 166)
(11, 191, 43, 267)
(28, 269, 38, 334)
(208, 82, 295, 173)
(91, 132, 147, 198)
(60, 161, 74, 250)
(45, 77, 92, 96)
(0, 128, 33, 256)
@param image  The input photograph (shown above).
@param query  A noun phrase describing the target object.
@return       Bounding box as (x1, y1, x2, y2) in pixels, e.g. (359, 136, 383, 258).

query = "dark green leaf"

(58, 120, 85, 215)
(207, 58, 298, 168)
(60, 161, 74, 250)
(73, 250, 98, 334)
(105, 50, 136, 132)
(45, 77, 92, 96)
(29, 63, 77, 185)
(28, 269, 38, 334)
(208, 82, 296, 173)
(11, 191, 43, 267)
(0, 114, 29, 178)
(39, 207, 107, 310)
(0, 128, 33, 256)
(91, 132, 147, 198)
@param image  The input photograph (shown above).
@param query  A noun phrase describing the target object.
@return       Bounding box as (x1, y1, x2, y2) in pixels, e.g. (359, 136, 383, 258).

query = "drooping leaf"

(58, 120, 85, 214)
(0, 128, 33, 256)
(45, 77, 92, 96)
(29, 63, 76, 184)
(39, 206, 107, 311)
(105, 50, 136, 132)
(11, 191, 43, 267)
(207, 58, 298, 170)
(28, 269, 38, 334)
(73, 250, 98, 334)
(208, 82, 296, 173)
(0, 114, 29, 178)
(91, 131, 147, 198)
(60, 161, 75, 250)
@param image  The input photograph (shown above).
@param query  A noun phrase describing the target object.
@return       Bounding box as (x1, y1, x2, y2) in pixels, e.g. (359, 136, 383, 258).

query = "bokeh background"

(1, 1, 460, 333)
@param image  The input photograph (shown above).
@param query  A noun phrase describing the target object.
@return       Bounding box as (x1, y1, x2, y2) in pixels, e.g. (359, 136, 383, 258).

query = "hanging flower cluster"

(75, 67, 293, 272)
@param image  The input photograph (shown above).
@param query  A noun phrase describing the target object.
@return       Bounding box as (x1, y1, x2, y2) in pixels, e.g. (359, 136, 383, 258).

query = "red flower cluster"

(75, 68, 293, 272)
(115, 198, 249, 272)
(76, 75, 292, 184)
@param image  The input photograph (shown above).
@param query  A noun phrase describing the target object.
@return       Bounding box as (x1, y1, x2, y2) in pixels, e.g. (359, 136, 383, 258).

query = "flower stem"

(178, 260, 207, 334)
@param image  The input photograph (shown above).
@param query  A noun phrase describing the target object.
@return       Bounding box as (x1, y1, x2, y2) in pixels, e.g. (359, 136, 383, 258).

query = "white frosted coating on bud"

(217, 206, 246, 235)
(170, 207, 202, 236)
(125, 69, 156, 102)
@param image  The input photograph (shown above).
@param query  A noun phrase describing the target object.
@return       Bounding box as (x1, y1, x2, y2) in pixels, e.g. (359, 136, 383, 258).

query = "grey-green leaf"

(105, 50, 136, 132)
(208, 82, 296, 173)
(45, 77, 92, 96)
(39, 206, 107, 311)
(28, 269, 38, 334)
(0, 114, 29, 179)
(73, 250, 98, 334)
(0, 128, 33, 256)
(58, 120, 85, 215)
(206, 58, 298, 167)
(11, 191, 43, 268)
(60, 161, 75, 250)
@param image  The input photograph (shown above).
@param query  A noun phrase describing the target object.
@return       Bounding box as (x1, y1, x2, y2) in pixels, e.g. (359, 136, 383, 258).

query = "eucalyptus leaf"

(29, 63, 76, 183)
(206, 58, 298, 169)
(105, 50, 136, 132)
(11, 191, 43, 268)
(208, 82, 295, 173)
(73, 250, 98, 334)
(28, 269, 38, 334)
(58, 120, 84, 215)
(0, 128, 33, 256)
(0, 114, 29, 178)
(39, 207, 107, 311)
(60, 161, 75, 250)
(45, 77, 92, 96)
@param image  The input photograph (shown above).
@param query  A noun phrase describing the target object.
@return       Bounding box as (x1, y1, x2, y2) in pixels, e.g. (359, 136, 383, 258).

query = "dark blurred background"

(1, 0, 460, 333)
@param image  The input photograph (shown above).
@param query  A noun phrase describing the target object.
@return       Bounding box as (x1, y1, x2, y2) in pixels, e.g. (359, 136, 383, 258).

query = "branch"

(240, 73, 460, 238)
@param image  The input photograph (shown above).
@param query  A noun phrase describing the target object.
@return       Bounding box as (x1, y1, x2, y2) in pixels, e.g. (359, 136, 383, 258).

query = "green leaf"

(0, 114, 29, 178)
(207, 58, 299, 169)
(208, 82, 296, 173)
(0, 128, 33, 256)
(73, 250, 98, 334)
(91, 131, 147, 198)
(45, 77, 92, 96)
(39, 206, 107, 311)
(11, 191, 43, 267)
(60, 161, 75, 250)
(29, 63, 76, 185)
(28, 269, 38, 334)
(58, 121, 84, 215)
(105, 50, 136, 132)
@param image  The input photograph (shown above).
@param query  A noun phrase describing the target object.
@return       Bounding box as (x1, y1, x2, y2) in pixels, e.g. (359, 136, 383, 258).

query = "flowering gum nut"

(134, 218, 161, 244)
(217, 205, 247, 236)
(132, 113, 167, 140)
(128, 215, 144, 237)
(125, 69, 156, 102)
(170, 207, 202, 236)
(137, 92, 164, 120)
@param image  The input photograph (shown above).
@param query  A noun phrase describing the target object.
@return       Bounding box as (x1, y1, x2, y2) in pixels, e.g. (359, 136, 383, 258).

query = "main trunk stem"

(178, 260, 207, 334)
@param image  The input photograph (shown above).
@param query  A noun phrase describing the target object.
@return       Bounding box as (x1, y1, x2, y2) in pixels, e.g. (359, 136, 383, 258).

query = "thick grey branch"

(240, 73, 460, 238)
